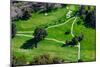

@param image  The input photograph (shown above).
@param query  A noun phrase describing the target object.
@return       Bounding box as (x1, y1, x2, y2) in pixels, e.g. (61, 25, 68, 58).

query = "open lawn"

(11, 5, 96, 65)
(15, 8, 68, 31)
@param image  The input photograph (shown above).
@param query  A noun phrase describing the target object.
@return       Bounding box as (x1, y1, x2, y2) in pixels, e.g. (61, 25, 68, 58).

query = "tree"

(77, 5, 96, 28)
(71, 36, 79, 45)
(21, 7, 32, 20)
(33, 27, 48, 48)
(11, 22, 16, 38)
(84, 10, 96, 28)
(62, 34, 84, 47)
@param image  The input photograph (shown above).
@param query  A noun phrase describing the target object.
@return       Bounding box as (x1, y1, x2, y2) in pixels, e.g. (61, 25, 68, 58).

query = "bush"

(12, 54, 28, 66)
(21, 7, 32, 20)
(30, 54, 64, 65)
(77, 6, 96, 28)
(64, 30, 70, 35)
(63, 33, 84, 47)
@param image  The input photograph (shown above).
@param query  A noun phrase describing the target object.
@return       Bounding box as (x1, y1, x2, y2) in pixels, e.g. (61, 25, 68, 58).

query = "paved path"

(17, 10, 75, 34)
(71, 17, 77, 37)
(16, 34, 65, 44)
(70, 17, 80, 60)
(16, 10, 80, 60)
(17, 31, 33, 34)
(17, 17, 75, 33)
(16, 16, 80, 60)
(46, 17, 75, 30)
(16, 17, 77, 45)
(16, 16, 75, 44)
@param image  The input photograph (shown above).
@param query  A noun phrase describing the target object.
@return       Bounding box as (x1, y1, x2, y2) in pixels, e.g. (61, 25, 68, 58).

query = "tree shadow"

(20, 38, 40, 49)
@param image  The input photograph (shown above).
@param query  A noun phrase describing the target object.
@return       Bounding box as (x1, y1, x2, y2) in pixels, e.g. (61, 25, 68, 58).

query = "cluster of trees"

(62, 33, 84, 47)
(77, 5, 96, 29)
(11, 1, 65, 21)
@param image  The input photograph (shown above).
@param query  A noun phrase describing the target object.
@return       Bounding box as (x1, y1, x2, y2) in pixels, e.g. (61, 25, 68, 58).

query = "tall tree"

(77, 5, 96, 28)
(33, 27, 48, 48)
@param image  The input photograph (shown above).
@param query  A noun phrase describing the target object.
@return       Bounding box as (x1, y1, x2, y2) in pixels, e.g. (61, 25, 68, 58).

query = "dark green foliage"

(30, 54, 64, 65)
(72, 36, 79, 44)
(21, 27, 48, 49)
(84, 10, 96, 28)
(77, 20, 82, 25)
(62, 34, 84, 47)
(33, 27, 48, 48)
(11, 22, 16, 38)
(64, 30, 70, 35)
(21, 7, 32, 20)
(78, 59, 84, 62)
(77, 5, 96, 28)
(33, 27, 48, 40)
(76, 33, 84, 42)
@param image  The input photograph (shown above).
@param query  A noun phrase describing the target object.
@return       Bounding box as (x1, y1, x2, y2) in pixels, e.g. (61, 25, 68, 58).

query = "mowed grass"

(12, 36, 78, 63)
(15, 8, 68, 31)
(14, 17, 96, 62)
(73, 17, 96, 61)
(47, 17, 75, 42)
(20, 17, 75, 41)
(12, 5, 96, 65)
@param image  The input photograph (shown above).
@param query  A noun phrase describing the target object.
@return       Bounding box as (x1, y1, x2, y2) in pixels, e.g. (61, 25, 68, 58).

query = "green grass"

(15, 8, 68, 31)
(12, 36, 78, 63)
(73, 17, 96, 61)
(12, 5, 96, 65)
(47, 17, 75, 41)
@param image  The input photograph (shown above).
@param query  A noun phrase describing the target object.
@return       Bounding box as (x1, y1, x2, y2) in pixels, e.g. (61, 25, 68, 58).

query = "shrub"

(77, 5, 96, 28)
(12, 54, 28, 66)
(64, 30, 70, 35)
(21, 7, 32, 20)
(52, 57, 64, 64)
(30, 54, 64, 65)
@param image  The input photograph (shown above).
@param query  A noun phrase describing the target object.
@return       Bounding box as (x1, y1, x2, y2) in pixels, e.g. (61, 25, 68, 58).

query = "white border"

(0, 0, 98, 67)
(0, 0, 10, 67)
(18, 0, 96, 5)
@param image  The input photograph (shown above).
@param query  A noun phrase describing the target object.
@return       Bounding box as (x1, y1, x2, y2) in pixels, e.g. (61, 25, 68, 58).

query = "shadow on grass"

(20, 38, 39, 49)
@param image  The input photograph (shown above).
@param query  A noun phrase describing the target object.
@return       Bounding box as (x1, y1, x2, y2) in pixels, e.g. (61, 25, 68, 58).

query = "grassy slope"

(15, 8, 68, 31)
(12, 5, 96, 65)
(12, 18, 78, 63)
(73, 17, 96, 61)
(12, 36, 78, 62)
(47, 17, 75, 42)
